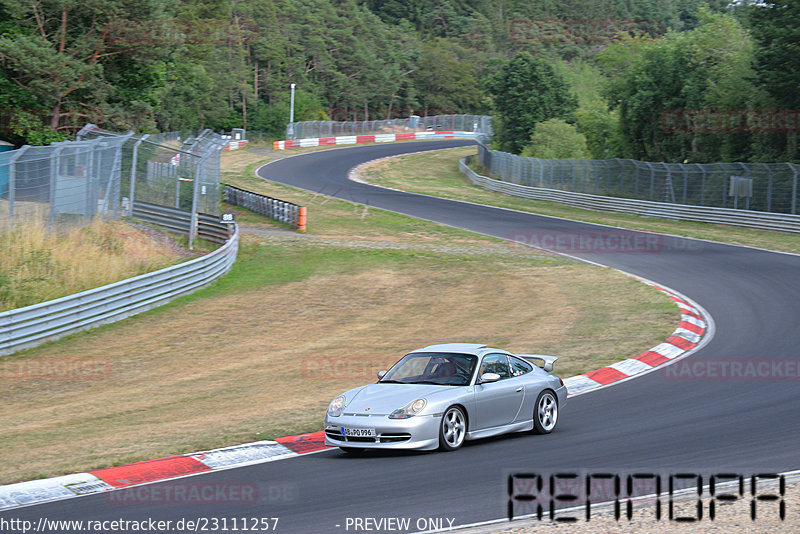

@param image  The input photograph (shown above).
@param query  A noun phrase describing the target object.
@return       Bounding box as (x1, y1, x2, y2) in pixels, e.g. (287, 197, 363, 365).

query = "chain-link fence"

(286, 114, 493, 140)
(0, 126, 226, 236)
(0, 133, 131, 228)
(477, 139, 800, 215)
(80, 126, 225, 218)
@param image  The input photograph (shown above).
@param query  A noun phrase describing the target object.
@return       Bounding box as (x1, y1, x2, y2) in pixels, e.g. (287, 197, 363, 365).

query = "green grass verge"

(0, 144, 684, 485)
(360, 147, 800, 254)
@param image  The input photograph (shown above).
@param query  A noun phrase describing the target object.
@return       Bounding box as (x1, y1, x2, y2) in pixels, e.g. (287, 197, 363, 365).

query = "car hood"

(343, 383, 455, 415)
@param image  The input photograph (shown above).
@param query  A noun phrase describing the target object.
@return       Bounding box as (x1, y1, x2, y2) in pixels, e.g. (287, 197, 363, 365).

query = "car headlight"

(328, 395, 345, 417)
(389, 398, 426, 419)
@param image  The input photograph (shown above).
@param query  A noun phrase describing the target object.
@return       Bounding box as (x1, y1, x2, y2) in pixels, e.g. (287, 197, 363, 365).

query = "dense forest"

(0, 0, 798, 163)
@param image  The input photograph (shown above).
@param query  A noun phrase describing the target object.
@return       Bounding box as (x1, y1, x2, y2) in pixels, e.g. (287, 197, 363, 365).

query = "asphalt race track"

(5, 140, 800, 532)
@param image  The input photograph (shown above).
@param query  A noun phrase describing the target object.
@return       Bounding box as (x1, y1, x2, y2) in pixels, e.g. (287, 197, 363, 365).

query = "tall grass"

(0, 218, 184, 311)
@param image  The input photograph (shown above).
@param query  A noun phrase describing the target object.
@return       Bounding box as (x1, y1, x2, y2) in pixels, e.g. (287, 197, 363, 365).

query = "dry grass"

(0, 238, 675, 484)
(0, 218, 185, 311)
(220, 149, 274, 179)
(223, 150, 509, 245)
(0, 146, 677, 484)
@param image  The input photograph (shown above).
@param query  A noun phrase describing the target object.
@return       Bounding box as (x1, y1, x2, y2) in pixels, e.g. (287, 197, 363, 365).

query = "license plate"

(341, 427, 376, 437)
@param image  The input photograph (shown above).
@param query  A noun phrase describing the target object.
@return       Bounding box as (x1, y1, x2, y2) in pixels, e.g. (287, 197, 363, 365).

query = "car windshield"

(379, 352, 477, 386)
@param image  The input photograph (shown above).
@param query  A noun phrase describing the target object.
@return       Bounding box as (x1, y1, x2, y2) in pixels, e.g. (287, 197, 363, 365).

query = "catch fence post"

(7, 145, 30, 227)
(129, 134, 149, 217)
(189, 152, 206, 250)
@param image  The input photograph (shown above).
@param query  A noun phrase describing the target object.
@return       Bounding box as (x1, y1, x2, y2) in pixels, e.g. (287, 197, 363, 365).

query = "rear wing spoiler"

(521, 354, 558, 373)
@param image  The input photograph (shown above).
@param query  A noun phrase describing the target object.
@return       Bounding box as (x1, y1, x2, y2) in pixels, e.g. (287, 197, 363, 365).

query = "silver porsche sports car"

(324, 343, 567, 452)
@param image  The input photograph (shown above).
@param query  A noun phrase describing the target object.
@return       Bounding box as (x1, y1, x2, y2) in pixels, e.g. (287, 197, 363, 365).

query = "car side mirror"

(377, 370, 387, 379)
(479, 372, 501, 383)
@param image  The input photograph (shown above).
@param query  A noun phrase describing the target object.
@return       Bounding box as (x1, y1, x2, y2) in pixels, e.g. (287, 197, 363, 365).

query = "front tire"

(532, 390, 558, 434)
(439, 406, 466, 451)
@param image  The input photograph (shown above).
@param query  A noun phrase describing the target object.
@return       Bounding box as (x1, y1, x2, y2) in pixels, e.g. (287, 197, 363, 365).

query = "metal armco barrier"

(223, 184, 306, 231)
(132, 201, 230, 243)
(460, 157, 800, 234)
(0, 210, 239, 357)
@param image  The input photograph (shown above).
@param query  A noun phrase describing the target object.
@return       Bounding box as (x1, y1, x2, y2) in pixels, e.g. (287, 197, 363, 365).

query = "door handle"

(516, 387, 523, 392)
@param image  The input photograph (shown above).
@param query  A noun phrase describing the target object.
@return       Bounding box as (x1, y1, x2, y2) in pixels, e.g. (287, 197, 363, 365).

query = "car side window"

(510, 356, 533, 376)
(480, 354, 511, 379)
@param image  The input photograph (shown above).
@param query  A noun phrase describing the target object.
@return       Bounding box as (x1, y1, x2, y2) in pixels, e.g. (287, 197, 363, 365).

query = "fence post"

(128, 134, 149, 217)
(719, 163, 727, 208)
(175, 163, 182, 209)
(762, 163, 772, 213)
(537, 158, 544, 187)
(49, 145, 69, 228)
(697, 164, 706, 206)
(613, 159, 622, 195)
(108, 134, 133, 218)
(189, 152, 206, 250)
(682, 164, 688, 204)
(789, 163, 798, 215)
(583, 159, 590, 193)
(7, 145, 30, 227)
(527, 158, 534, 186)
(742, 162, 751, 211)
(592, 160, 600, 194)
(662, 162, 675, 203)
(87, 139, 99, 218)
(644, 161, 655, 200)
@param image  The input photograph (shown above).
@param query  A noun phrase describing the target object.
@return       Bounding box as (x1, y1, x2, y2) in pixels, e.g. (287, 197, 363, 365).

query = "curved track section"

(5, 140, 800, 533)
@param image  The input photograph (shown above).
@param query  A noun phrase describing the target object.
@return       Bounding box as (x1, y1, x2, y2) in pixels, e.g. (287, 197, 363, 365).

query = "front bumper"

(324, 413, 441, 451)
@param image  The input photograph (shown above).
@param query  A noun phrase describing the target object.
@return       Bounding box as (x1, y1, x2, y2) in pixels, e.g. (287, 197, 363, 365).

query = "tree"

(0, 1, 174, 136)
(575, 107, 628, 159)
(249, 88, 328, 139)
(364, 0, 486, 39)
(551, 59, 628, 159)
(411, 38, 483, 116)
(486, 52, 577, 154)
(748, 1, 800, 160)
(604, 10, 761, 162)
(521, 118, 589, 159)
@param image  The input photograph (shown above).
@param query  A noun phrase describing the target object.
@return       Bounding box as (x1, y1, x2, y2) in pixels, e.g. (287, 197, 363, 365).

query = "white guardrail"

(273, 131, 479, 150)
(460, 157, 800, 233)
(0, 217, 239, 357)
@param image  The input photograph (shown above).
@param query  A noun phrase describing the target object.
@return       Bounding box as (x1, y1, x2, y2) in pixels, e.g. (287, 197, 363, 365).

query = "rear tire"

(439, 406, 466, 451)
(532, 390, 558, 434)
